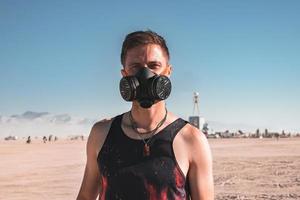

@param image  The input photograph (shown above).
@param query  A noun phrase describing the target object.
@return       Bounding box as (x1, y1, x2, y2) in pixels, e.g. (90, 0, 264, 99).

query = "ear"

(121, 68, 127, 77)
(166, 64, 172, 77)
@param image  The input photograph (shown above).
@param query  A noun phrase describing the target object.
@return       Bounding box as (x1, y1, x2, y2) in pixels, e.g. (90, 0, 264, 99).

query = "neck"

(130, 101, 167, 131)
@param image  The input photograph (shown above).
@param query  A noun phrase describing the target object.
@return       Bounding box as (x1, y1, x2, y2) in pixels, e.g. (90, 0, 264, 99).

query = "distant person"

(48, 134, 53, 142)
(54, 136, 58, 141)
(26, 136, 31, 144)
(77, 30, 214, 200)
(43, 136, 47, 143)
(275, 133, 279, 140)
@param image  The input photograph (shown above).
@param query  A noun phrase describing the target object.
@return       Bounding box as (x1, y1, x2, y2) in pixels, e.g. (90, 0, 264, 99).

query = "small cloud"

(50, 114, 72, 124)
(10, 111, 49, 120)
(77, 118, 89, 125)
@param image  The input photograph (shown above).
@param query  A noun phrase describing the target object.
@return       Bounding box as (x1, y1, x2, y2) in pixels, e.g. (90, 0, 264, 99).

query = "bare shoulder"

(87, 117, 114, 156)
(180, 122, 207, 144)
(180, 122, 211, 163)
(91, 118, 113, 135)
(169, 112, 210, 157)
(179, 123, 214, 199)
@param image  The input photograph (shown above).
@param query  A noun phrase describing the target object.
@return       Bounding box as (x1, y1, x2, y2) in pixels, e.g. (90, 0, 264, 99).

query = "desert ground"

(0, 137, 299, 200)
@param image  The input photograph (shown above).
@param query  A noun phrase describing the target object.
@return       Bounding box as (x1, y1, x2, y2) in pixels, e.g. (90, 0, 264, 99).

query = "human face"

(121, 44, 172, 77)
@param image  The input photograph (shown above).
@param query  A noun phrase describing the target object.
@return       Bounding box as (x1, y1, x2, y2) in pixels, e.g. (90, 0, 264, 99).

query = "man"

(77, 30, 214, 200)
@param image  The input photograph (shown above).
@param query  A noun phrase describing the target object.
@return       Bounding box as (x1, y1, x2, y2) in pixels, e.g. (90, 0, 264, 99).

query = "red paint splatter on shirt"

(174, 166, 185, 187)
(144, 181, 169, 200)
(159, 188, 168, 200)
(144, 181, 157, 200)
(99, 176, 107, 200)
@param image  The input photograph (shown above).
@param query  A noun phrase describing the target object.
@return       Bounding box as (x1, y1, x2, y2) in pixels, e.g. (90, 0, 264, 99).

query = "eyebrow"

(128, 61, 162, 66)
(128, 62, 142, 67)
(148, 61, 162, 65)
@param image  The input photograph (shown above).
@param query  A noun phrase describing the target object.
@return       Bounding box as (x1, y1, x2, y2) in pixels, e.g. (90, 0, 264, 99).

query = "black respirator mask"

(119, 67, 172, 108)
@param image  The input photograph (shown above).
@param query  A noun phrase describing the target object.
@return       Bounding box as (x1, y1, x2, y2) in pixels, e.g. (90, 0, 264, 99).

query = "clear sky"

(1, 0, 299, 132)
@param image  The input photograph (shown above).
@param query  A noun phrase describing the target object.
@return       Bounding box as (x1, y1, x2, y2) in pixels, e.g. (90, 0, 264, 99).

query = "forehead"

(125, 44, 168, 65)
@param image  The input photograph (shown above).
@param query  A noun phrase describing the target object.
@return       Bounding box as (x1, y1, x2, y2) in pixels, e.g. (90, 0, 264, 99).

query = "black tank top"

(97, 113, 190, 200)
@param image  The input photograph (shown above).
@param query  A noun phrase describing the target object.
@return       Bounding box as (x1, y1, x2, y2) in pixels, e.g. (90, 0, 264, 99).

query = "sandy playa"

(211, 138, 300, 200)
(0, 137, 299, 200)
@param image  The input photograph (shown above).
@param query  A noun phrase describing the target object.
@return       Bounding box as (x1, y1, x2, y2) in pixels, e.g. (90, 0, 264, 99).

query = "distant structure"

(4, 136, 18, 141)
(189, 92, 200, 128)
(188, 92, 206, 131)
(69, 135, 85, 141)
(188, 92, 215, 137)
(193, 92, 200, 116)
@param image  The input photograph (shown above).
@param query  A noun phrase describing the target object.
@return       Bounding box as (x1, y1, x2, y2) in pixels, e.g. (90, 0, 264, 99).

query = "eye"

(131, 63, 145, 68)
(148, 63, 161, 69)
(127, 64, 141, 73)
(131, 65, 139, 69)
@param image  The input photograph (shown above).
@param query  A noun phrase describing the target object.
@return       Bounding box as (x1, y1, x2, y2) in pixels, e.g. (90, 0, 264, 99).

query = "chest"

(98, 139, 188, 199)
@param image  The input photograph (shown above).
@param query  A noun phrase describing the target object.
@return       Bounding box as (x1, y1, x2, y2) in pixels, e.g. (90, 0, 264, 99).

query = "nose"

(141, 65, 157, 74)
(135, 64, 153, 72)
(142, 64, 148, 68)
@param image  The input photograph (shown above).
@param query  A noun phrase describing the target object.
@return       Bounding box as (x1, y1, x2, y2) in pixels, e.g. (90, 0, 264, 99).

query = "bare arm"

(76, 120, 111, 200)
(187, 128, 214, 200)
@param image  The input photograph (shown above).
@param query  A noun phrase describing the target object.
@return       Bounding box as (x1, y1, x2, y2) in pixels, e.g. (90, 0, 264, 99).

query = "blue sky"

(1, 0, 299, 132)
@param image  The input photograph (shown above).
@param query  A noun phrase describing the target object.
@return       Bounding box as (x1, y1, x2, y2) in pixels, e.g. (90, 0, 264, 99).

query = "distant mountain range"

(1, 111, 296, 138)
(207, 120, 259, 132)
(0, 111, 97, 138)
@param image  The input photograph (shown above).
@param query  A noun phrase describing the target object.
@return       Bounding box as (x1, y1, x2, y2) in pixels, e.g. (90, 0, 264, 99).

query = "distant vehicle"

(207, 134, 219, 139)
(4, 136, 18, 140)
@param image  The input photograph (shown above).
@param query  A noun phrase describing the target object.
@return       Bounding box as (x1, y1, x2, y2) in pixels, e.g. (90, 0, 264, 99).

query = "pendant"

(143, 144, 150, 156)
